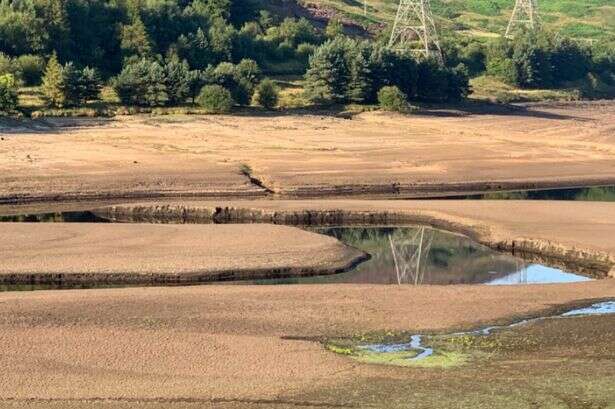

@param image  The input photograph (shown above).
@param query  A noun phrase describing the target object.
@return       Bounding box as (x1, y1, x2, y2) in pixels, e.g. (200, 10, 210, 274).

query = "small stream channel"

(357, 301, 615, 363)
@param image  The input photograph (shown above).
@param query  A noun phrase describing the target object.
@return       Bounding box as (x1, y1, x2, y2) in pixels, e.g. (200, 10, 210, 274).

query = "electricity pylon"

(388, 0, 444, 64)
(505, 0, 539, 37)
(388, 227, 434, 285)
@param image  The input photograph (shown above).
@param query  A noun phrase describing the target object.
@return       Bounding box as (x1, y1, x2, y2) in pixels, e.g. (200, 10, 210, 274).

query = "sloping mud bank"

(95, 200, 615, 277)
(0, 223, 368, 285)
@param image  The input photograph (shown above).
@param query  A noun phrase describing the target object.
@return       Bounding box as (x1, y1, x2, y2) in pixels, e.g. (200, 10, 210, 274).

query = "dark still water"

(432, 185, 615, 201)
(248, 226, 591, 285)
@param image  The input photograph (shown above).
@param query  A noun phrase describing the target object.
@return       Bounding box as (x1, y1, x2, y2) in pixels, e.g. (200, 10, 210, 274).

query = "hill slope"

(295, 0, 614, 41)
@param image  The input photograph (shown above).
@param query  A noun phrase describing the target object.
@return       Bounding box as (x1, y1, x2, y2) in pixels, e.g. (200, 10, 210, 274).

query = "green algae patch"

(355, 350, 420, 366)
(325, 338, 469, 368)
(354, 349, 467, 368)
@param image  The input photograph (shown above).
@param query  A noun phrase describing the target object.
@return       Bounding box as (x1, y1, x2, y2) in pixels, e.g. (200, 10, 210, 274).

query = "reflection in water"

(257, 226, 590, 285)
(433, 185, 615, 201)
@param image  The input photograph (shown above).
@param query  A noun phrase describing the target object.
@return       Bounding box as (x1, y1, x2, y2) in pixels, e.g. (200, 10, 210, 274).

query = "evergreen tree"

(186, 69, 207, 104)
(176, 28, 212, 70)
(60, 62, 82, 106)
(304, 38, 350, 104)
(41, 52, 66, 107)
(347, 43, 373, 103)
(113, 59, 155, 106)
(120, 16, 152, 58)
(79, 66, 102, 102)
(145, 60, 168, 106)
(209, 18, 236, 63)
(164, 58, 190, 105)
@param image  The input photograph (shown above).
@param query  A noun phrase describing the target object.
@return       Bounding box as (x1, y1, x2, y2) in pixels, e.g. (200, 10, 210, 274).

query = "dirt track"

(2, 101, 615, 203)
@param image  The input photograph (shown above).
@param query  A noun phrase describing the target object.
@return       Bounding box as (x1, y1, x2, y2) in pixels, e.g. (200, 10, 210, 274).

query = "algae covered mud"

(327, 300, 615, 368)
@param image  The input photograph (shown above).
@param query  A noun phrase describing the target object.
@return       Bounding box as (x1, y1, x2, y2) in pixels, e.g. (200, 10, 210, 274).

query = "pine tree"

(60, 62, 82, 106)
(41, 52, 66, 107)
(347, 43, 373, 104)
(186, 69, 206, 104)
(303, 39, 350, 104)
(164, 58, 190, 105)
(79, 67, 102, 102)
(145, 60, 167, 106)
(120, 16, 152, 58)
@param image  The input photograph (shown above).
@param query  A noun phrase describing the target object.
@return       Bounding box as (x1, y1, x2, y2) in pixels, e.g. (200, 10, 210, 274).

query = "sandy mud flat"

(2, 101, 615, 203)
(98, 199, 615, 276)
(0, 281, 613, 408)
(0, 223, 366, 284)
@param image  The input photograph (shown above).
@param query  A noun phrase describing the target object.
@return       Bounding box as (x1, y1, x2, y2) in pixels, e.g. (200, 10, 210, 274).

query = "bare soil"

(0, 282, 613, 408)
(2, 101, 615, 203)
(98, 199, 615, 275)
(0, 223, 366, 283)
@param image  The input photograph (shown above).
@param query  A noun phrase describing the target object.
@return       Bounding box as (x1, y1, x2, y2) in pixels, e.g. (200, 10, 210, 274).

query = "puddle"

(339, 301, 615, 366)
(248, 227, 591, 285)
(429, 185, 615, 201)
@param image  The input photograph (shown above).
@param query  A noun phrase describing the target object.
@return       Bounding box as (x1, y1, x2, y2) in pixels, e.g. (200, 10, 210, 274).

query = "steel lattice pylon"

(505, 0, 540, 37)
(388, 226, 434, 285)
(388, 0, 443, 64)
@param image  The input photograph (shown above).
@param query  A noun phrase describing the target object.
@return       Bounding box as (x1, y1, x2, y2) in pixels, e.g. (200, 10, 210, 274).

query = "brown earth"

(98, 199, 615, 276)
(0, 281, 613, 408)
(2, 101, 615, 203)
(0, 223, 366, 283)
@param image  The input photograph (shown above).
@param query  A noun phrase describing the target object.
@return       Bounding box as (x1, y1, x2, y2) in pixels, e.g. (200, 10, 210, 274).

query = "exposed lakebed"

(328, 301, 615, 368)
(247, 226, 591, 285)
(0, 212, 595, 289)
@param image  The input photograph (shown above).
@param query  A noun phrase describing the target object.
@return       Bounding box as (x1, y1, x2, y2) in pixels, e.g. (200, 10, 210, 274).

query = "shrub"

(0, 74, 18, 112)
(113, 59, 167, 106)
(15, 54, 45, 86)
(196, 85, 233, 113)
(378, 86, 408, 112)
(296, 43, 317, 62)
(0, 53, 20, 80)
(256, 79, 279, 109)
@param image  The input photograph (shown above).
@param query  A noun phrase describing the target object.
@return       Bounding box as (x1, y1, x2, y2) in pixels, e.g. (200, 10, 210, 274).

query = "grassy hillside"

(301, 0, 615, 41)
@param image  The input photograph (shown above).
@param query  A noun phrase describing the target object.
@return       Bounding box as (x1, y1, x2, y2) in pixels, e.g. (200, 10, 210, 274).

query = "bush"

(378, 86, 408, 112)
(113, 59, 167, 106)
(0, 53, 19, 80)
(196, 85, 233, 113)
(0, 74, 18, 112)
(256, 79, 279, 109)
(15, 54, 45, 86)
(206, 60, 261, 106)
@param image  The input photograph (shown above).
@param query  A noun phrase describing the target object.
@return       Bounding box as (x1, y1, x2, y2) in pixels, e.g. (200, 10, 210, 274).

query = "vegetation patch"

(325, 335, 469, 369)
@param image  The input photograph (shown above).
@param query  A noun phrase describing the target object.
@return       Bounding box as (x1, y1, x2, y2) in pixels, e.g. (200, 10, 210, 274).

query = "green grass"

(470, 75, 582, 102)
(296, 0, 615, 40)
